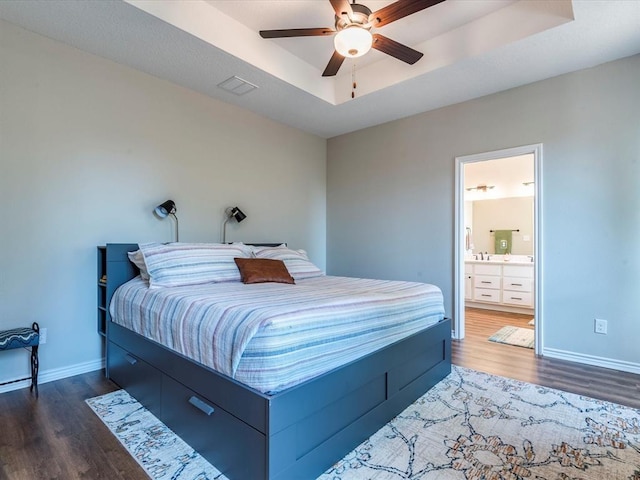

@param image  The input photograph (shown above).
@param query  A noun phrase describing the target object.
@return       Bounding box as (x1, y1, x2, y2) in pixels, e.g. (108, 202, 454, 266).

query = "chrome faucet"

(479, 252, 484, 261)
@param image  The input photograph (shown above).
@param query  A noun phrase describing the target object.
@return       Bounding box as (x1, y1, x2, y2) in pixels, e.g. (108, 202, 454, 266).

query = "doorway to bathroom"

(454, 144, 542, 355)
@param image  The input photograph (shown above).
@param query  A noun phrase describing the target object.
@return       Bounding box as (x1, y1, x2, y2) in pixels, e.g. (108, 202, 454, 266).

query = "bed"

(103, 243, 451, 480)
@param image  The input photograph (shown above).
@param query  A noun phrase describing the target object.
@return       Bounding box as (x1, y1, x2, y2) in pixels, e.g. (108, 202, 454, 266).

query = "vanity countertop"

(465, 256, 533, 266)
(466, 260, 533, 266)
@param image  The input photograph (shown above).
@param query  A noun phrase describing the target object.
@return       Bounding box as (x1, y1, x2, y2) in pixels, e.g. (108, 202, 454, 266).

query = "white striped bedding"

(110, 275, 445, 394)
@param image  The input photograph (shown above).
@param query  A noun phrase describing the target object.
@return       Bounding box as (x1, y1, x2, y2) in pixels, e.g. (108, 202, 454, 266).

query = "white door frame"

(454, 144, 543, 355)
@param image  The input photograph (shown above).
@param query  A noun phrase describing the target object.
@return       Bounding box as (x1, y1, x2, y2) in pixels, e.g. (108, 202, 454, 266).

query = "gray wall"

(328, 54, 640, 367)
(0, 21, 326, 386)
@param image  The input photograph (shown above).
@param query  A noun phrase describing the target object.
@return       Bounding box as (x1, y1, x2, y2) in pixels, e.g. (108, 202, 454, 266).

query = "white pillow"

(251, 244, 324, 280)
(139, 242, 253, 288)
(127, 249, 149, 281)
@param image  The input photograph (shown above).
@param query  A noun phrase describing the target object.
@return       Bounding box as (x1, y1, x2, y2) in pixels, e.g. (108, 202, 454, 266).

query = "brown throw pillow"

(234, 258, 295, 284)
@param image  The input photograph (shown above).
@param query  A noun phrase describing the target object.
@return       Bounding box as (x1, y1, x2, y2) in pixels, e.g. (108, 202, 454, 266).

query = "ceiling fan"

(259, 0, 446, 77)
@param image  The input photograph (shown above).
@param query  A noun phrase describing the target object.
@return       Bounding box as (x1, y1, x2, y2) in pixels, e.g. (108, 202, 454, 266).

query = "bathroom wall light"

(154, 199, 179, 242)
(222, 206, 247, 243)
(465, 185, 495, 192)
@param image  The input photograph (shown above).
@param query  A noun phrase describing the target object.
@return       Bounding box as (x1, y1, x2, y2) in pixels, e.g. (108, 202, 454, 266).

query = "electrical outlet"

(40, 328, 47, 344)
(594, 319, 607, 335)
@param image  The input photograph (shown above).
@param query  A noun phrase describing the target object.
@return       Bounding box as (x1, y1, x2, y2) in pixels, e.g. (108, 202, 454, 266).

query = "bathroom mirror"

(466, 196, 534, 255)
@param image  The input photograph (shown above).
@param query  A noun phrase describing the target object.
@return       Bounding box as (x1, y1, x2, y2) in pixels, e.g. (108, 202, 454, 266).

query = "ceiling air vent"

(217, 76, 258, 96)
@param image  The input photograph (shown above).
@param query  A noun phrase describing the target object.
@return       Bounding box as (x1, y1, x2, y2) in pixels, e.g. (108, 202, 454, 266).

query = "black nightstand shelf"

(97, 244, 139, 376)
(97, 246, 108, 337)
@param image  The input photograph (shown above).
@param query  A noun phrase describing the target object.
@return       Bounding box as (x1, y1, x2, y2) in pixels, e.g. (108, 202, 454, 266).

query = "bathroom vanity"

(464, 257, 534, 313)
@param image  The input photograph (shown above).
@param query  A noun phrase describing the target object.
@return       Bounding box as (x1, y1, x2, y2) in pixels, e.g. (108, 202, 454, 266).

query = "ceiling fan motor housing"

(334, 3, 372, 31)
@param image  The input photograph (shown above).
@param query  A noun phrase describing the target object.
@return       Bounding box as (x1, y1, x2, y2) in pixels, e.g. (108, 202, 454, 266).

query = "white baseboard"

(543, 348, 640, 375)
(0, 357, 105, 395)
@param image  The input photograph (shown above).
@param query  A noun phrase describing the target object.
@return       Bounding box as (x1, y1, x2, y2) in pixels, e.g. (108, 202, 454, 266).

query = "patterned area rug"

(86, 389, 225, 479)
(488, 325, 535, 349)
(87, 367, 640, 480)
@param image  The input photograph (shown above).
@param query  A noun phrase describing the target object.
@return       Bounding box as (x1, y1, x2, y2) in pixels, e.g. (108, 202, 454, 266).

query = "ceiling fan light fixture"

(334, 26, 372, 58)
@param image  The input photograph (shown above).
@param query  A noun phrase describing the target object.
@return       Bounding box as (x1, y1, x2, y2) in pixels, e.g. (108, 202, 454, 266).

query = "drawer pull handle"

(124, 354, 138, 366)
(189, 396, 214, 416)
(481, 281, 492, 284)
(511, 296, 523, 300)
(481, 294, 492, 297)
(511, 283, 523, 287)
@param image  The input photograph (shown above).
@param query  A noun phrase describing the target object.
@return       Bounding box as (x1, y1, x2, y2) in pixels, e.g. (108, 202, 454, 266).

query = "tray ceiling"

(1, 0, 639, 138)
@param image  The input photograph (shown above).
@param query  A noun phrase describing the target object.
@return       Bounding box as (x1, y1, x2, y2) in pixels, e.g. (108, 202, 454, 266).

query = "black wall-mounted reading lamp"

(222, 206, 246, 243)
(154, 199, 179, 242)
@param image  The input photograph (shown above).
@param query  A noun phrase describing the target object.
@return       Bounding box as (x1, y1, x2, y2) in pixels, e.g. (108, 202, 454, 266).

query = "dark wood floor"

(1, 310, 639, 479)
(0, 372, 138, 480)
(454, 307, 640, 409)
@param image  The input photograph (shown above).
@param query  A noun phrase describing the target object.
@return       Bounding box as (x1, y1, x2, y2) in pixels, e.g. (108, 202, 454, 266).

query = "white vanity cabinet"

(465, 261, 534, 312)
(464, 263, 473, 301)
(502, 265, 534, 308)
(473, 264, 501, 304)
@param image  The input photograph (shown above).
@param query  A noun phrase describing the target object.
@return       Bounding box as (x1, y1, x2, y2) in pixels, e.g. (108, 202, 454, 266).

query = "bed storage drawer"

(161, 375, 266, 480)
(108, 341, 162, 418)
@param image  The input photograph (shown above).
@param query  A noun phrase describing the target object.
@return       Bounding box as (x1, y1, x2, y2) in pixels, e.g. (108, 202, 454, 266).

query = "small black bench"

(0, 322, 40, 397)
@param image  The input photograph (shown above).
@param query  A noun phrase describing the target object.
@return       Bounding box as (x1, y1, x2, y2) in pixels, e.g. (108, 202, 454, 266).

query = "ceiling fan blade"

(329, 0, 354, 20)
(322, 50, 346, 77)
(369, 0, 445, 27)
(260, 28, 335, 39)
(372, 34, 423, 64)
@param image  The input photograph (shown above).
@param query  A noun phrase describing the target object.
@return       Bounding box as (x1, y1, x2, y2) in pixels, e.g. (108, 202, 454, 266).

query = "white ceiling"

(465, 154, 534, 200)
(208, 0, 517, 72)
(1, 0, 639, 138)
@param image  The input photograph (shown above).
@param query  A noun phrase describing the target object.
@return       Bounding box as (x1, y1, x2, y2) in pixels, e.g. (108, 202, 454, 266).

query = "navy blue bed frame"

(104, 243, 451, 480)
